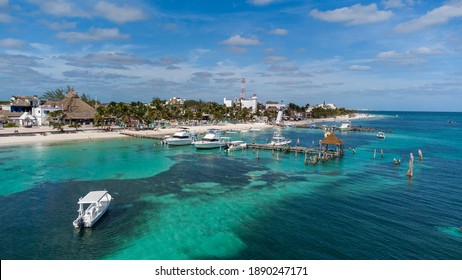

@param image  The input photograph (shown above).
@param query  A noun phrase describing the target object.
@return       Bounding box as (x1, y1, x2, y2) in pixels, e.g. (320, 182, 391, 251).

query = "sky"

(1, 0, 461, 111)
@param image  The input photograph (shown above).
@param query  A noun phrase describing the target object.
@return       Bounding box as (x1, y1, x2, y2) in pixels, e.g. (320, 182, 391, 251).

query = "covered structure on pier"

(321, 133, 344, 154)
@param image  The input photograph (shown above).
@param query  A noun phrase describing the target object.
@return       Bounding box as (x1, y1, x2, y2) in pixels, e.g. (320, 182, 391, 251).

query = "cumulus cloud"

(43, 20, 76, 30)
(32, 0, 88, 18)
(395, 2, 462, 33)
(63, 69, 138, 80)
(381, 0, 405, 9)
(64, 51, 152, 69)
(94, 1, 147, 24)
(310, 4, 393, 25)
(247, 0, 278, 6)
(0, 13, 13, 23)
(349, 65, 372, 71)
(57, 28, 129, 42)
(0, 38, 24, 48)
(221, 35, 260, 46)
(263, 56, 288, 63)
(269, 28, 288, 35)
(376, 47, 442, 65)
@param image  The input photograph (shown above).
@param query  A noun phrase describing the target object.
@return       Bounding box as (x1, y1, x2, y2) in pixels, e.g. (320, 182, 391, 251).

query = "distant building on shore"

(223, 95, 258, 113)
(10, 95, 39, 113)
(165, 97, 185, 106)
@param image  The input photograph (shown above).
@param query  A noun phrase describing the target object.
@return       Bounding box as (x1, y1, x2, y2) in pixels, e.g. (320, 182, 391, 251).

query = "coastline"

(0, 113, 374, 147)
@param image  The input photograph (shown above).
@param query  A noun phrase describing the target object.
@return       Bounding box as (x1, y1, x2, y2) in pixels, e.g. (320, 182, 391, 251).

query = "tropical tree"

(48, 110, 65, 132)
(41, 86, 73, 102)
(94, 106, 111, 130)
(68, 122, 81, 130)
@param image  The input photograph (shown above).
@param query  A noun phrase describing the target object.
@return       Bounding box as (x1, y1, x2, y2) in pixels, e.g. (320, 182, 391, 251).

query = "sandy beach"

(0, 113, 374, 147)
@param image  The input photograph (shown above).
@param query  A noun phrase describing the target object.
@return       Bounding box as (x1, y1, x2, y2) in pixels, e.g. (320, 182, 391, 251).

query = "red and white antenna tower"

(240, 78, 246, 99)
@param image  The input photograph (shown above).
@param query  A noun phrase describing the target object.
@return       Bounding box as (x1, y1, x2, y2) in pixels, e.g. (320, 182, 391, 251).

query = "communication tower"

(240, 78, 246, 100)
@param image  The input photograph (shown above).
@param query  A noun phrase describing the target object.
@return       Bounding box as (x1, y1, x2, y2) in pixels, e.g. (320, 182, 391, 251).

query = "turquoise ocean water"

(1, 111, 461, 259)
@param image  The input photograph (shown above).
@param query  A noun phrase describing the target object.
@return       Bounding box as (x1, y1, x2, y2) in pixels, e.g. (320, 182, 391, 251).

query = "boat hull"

(194, 142, 226, 149)
(164, 139, 193, 146)
(73, 193, 112, 228)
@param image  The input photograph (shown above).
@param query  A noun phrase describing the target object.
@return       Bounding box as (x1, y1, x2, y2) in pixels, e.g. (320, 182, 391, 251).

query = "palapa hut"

(60, 90, 96, 124)
(321, 133, 344, 155)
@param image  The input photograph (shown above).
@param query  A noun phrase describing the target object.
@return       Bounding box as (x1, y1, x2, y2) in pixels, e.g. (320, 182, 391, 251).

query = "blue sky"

(1, 0, 461, 111)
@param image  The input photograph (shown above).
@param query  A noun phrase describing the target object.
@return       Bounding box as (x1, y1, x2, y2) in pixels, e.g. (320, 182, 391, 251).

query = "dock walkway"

(247, 143, 343, 157)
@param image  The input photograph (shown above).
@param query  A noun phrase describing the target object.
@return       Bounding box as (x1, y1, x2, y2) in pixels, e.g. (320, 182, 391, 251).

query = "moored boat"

(163, 129, 195, 146)
(226, 140, 247, 152)
(270, 132, 291, 146)
(73, 191, 112, 228)
(193, 133, 228, 149)
(376, 131, 385, 139)
(339, 123, 351, 131)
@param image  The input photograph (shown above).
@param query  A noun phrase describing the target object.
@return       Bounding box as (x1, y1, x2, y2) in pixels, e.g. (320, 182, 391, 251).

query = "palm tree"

(48, 110, 65, 132)
(94, 106, 111, 130)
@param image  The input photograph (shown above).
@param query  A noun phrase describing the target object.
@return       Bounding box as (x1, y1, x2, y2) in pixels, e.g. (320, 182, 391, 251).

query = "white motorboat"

(339, 123, 351, 131)
(376, 131, 385, 139)
(226, 140, 247, 152)
(73, 191, 112, 228)
(193, 133, 228, 149)
(163, 129, 195, 146)
(270, 132, 291, 146)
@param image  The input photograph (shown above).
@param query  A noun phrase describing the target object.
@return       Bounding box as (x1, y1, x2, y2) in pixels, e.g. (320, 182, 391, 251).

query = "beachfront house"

(32, 104, 64, 126)
(10, 95, 39, 113)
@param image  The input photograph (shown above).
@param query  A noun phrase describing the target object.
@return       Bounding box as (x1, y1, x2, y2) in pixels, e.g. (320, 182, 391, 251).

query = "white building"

(265, 102, 287, 111)
(165, 97, 185, 106)
(32, 104, 63, 126)
(224, 94, 258, 113)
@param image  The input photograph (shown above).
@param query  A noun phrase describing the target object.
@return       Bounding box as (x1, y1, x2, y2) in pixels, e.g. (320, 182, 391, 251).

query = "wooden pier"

(119, 131, 167, 140)
(247, 143, 343, 157)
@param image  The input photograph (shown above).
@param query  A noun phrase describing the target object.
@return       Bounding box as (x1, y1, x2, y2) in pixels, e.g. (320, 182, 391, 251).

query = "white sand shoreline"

(0, 113, 374, 147)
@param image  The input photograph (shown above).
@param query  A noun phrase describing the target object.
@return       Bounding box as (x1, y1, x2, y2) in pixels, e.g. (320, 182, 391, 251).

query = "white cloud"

(57, 28, 129, 42)
(227, 46, 248, 54)
(247, 0, 277, 6)
(0, 38, 24, 48)
(0, 0, 9, 7)
(349, 65, 372, 71)
(43, 20, 76, 30)
(310, 4, 393, 25)
(0, 13, 12, 23)
(381, 0, 405, 9)
(221, 35, 260, 46)
(395, 2, 462, 33)
(32, 0, 88, 18)
(376, 47, 442, 65)
(263, 56, 288, 63)
(269, 28, 288, 35)
(94, 1, 147, 24)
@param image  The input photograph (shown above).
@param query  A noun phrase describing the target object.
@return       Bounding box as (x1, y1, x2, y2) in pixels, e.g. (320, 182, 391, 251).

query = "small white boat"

(376, 131, 385, 139)
(339, 123, 351, 131)
(226, 140, 247, 152)
(270, 132, 291, 146)
(193, 133, 228, 149)
(73, 191, 112, 228)
(163, 129, 195, 146)
(225, 129, 241, 134)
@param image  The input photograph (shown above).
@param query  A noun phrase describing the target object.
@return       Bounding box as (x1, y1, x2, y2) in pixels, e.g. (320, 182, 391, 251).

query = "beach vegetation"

(3, 123, 17, 128)
(310, 107, 356, 118)
(47, 110, 65, 132)
(68, 123, 81, 131)
(41, 86, 72, 102)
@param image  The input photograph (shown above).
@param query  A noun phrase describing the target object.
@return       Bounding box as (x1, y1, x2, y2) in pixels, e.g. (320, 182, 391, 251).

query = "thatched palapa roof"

(61, 90, 96, 120)
(321, 133, 344, 146)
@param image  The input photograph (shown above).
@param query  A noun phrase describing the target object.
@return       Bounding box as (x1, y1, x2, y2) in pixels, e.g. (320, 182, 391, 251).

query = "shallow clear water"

(1, 111, 461, 259)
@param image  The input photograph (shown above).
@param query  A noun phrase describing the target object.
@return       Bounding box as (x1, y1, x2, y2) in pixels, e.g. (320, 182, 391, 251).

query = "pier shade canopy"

(321, 133, 344, 151)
